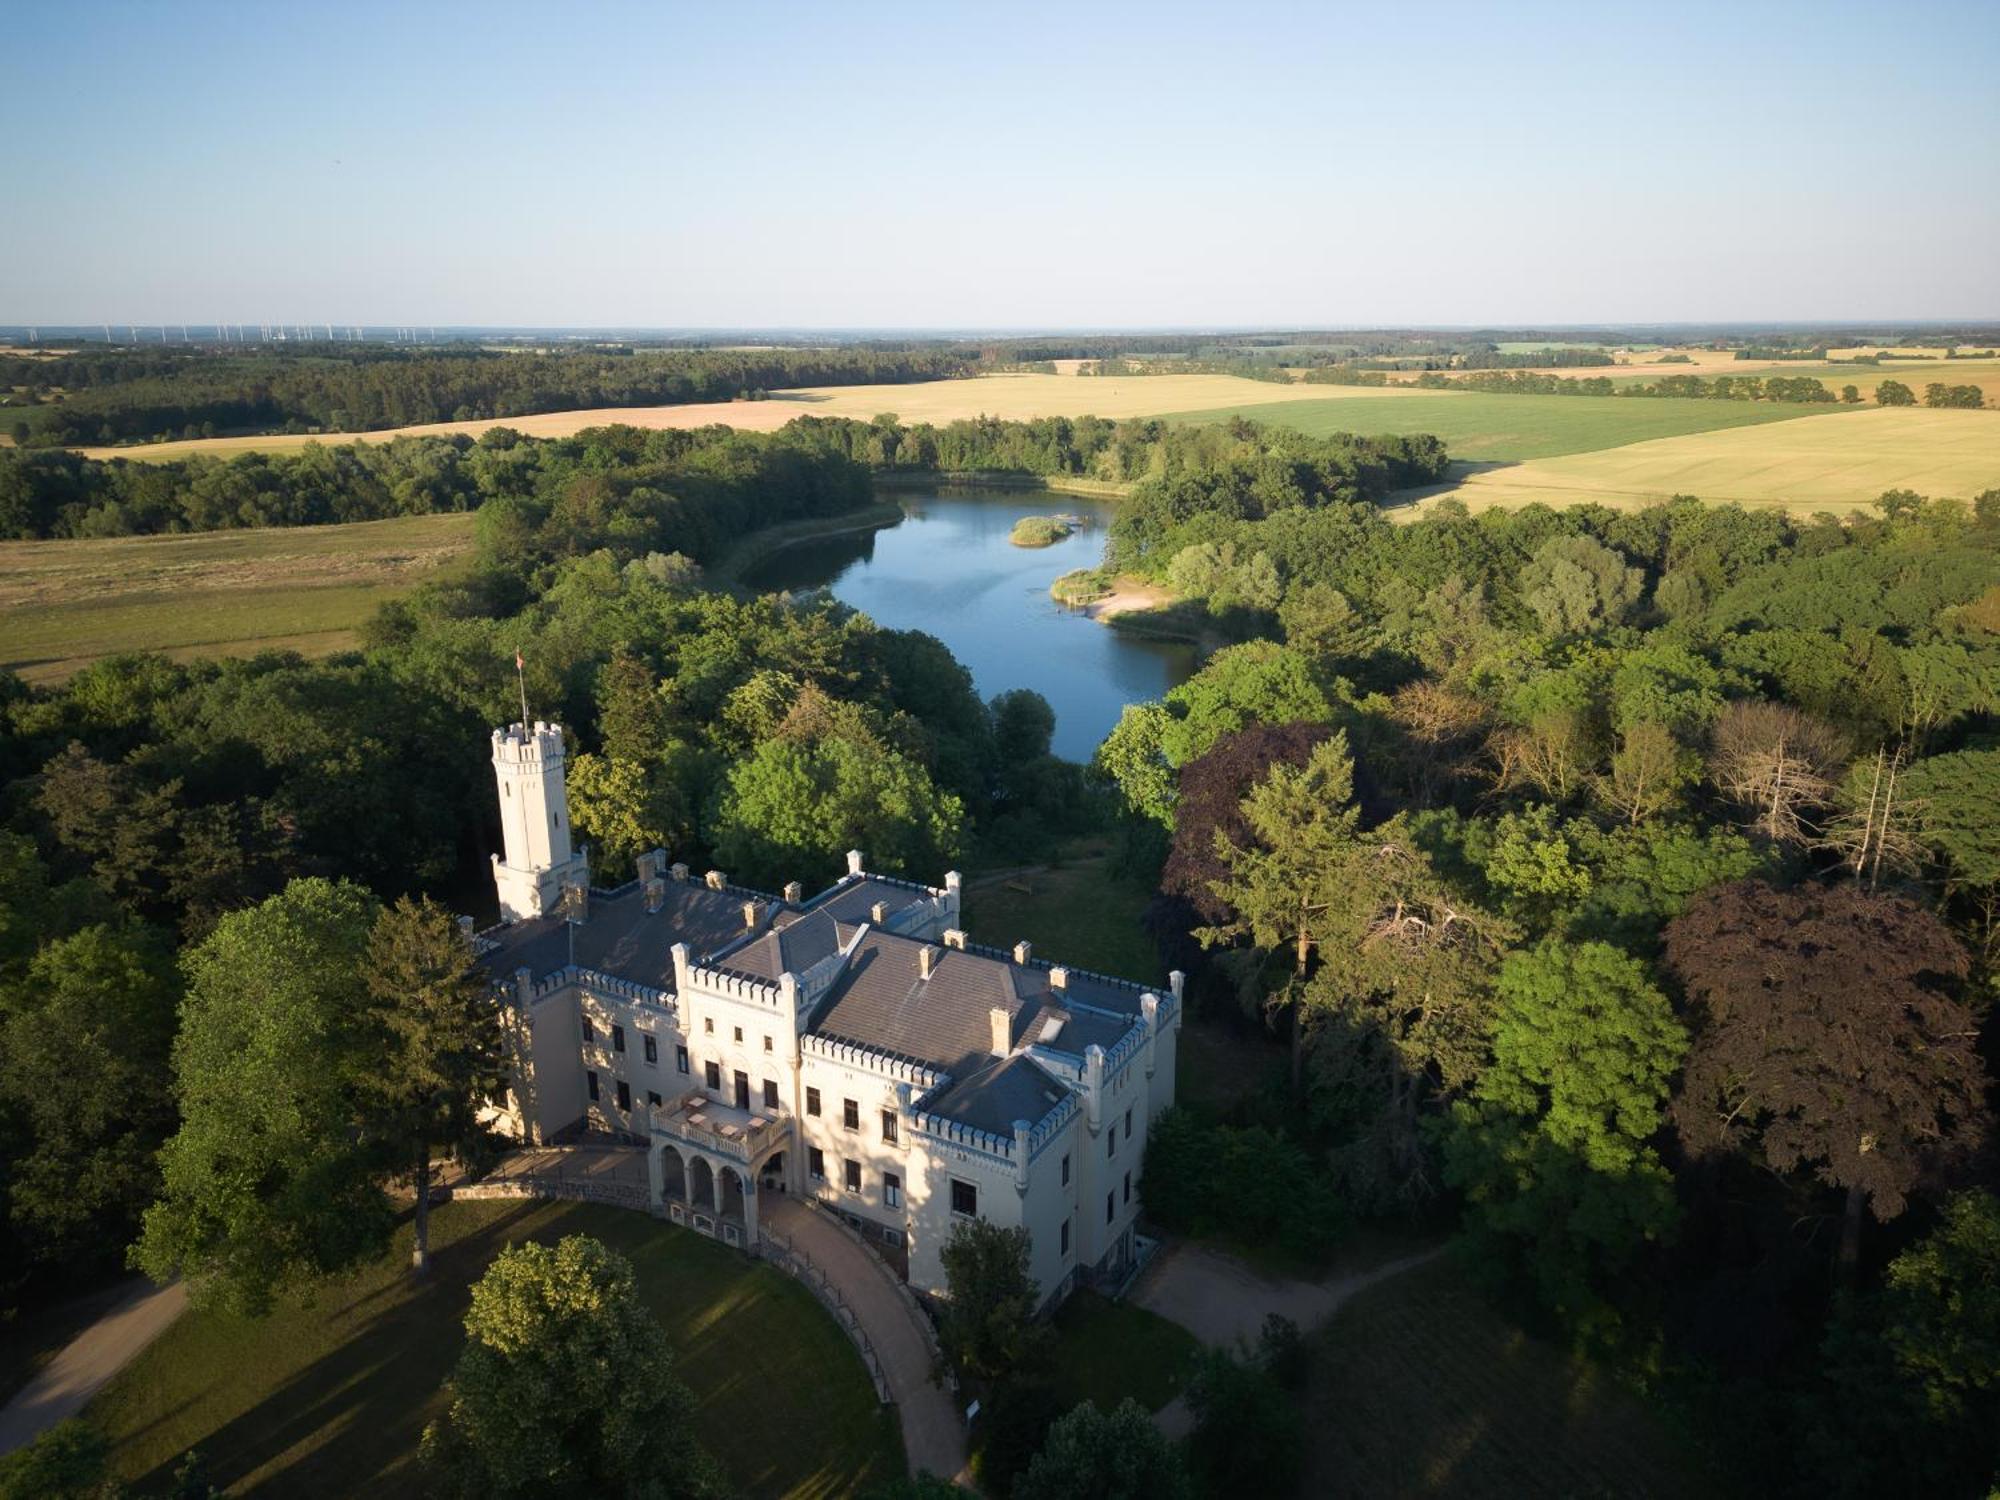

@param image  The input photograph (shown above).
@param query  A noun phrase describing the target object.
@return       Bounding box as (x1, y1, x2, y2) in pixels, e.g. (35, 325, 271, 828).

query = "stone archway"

(689, 1155, 716, 1214)
(659, 1145, 688, 1203)
(718, 1166, 746, 1222)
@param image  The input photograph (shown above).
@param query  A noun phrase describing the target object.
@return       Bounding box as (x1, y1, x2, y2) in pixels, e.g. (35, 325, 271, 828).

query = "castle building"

(476, 721, 1180, 1308)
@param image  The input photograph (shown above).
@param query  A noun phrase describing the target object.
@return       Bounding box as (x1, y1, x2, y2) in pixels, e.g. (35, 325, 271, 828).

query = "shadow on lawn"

(128, 1201, 545, 1499)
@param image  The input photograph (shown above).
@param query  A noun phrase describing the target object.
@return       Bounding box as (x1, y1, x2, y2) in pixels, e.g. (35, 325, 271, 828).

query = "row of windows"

(700, 1015, 775, 1052)
(585, 1072, 664, 1114)
(803, 1088, 899, 1142)
(807, 1148, 905, 1209)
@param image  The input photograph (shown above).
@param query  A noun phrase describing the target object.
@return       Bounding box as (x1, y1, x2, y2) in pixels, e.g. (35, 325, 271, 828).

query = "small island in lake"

(1009, 514, 1079, 547)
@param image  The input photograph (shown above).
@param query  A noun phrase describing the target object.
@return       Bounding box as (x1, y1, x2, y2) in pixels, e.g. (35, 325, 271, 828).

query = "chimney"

(705, 869, 727, 891)
(742, 899, 761, 929)
(942, 927, 968, 950)
(643, 878, 666, 913)
(846, 849, 865, 876)
(669, 862, 689, 883)
(989, 1005, 1013, 1057)
(457, 914, 475, 944)
(918, 945, 940, 980)
(783, 880, 804, 905)
(636, 849, 661, 884)
(1050, 966, 1068, 991)
(1169, 970, 1185, 1003)
(870, 900, 889, 924)
(1012, 940, 1032, 966)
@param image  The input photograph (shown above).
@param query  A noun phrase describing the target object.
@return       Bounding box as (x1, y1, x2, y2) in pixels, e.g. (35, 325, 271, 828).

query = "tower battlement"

(491, 719, 588, 923)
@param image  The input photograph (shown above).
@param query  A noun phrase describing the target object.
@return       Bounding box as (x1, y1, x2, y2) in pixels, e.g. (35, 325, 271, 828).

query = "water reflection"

(740, 488, 1193, 762)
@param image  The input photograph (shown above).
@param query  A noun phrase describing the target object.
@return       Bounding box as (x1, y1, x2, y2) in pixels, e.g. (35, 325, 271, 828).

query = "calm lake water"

(740, 488, 1194, 761)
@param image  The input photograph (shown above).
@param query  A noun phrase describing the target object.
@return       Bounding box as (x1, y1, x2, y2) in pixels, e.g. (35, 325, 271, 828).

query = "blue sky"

(3, 0, 1995, 327)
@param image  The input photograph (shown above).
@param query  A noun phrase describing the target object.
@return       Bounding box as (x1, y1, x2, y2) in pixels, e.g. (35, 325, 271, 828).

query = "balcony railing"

(652, 1092, 790, 1163)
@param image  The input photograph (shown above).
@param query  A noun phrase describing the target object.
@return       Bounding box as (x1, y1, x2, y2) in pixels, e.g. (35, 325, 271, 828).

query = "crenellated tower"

(491, 720, 589, 922)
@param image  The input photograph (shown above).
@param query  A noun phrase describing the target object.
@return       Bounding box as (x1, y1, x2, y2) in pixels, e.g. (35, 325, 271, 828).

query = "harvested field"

(0, 512, 474, 683)
(1165, 391, 1850, 461)
(1414, 406, 2000, 516)
(65, 373, 1397, 462)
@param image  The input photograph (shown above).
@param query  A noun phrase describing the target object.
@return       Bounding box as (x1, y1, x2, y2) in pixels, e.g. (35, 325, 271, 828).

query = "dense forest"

(0, 343, 976, 447)
(1097, 477, 2000, 1493)
(0, 414, 1446, 540)
(2, 410, 1997, 1494)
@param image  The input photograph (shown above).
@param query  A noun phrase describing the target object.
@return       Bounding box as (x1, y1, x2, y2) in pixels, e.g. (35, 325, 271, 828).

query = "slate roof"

(802, 874, 935, 926)
(477, 880, 774, 994)
(921, 1054, 1072, 1136)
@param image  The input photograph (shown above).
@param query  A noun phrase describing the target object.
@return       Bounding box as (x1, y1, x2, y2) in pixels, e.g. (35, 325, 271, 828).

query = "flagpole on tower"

(515, 650, 530, 728)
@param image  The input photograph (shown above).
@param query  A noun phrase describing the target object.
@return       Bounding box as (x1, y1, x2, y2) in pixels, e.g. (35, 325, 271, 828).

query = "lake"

(740, 488, 1194, 761)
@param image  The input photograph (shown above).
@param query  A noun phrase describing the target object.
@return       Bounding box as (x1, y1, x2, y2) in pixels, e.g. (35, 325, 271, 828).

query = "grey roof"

(713, 909, 850, 980)
(922, 1054, 1071, 1136)
(809, 932, 1044, 1076)
(478, 881, 776, 992)
(804, 874, 935, 926)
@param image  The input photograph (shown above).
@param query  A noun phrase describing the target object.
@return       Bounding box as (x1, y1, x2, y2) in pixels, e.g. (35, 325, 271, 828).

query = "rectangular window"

(809, 1147, 826, 1181)
(1123, 1171, 1131, 1204)
(807, 1087, 822, 1117)
(843, 1158, 861, 1193)
(884, 1171, 902, 1209)
(647, 1090, 663, 1109)
(1125, 1107, 1133, 1136)
(764, 1034, 773, 1052)
(881, 1110, 898, 1144)
(676, 1045, 689, 1075)
(763, 1078, 779, 1110)
(1107, 1192, 1115, 1224)
(733, 1025, 743, 1043)
(704, 1060, 721, 1090)
(581, 1017, 595, 1044)
(843, 1098, 859, 1131)
(951, 1179, 978, 1217)
(704, 1017, 713, 1034)
(733, 1071, 749, 1110)
(1060, 1218, 1070, 1255)
(612, 1024, 626, 1054)
(1061, 1153, 1071, 1186)
(1108, 1125, 1117, 1157)
(616, 1080, 631, 1112)
(586, 1070, 599, 1101)
(643, 1034, 657, 1064)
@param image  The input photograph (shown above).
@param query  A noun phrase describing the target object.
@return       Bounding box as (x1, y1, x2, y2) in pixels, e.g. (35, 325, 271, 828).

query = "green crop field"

(0, 511, 476, 683)
(1162, 390, 1856, 461)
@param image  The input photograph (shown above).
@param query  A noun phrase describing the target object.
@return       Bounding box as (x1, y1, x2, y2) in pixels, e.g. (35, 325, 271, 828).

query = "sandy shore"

(1082, 579, 1173, 620)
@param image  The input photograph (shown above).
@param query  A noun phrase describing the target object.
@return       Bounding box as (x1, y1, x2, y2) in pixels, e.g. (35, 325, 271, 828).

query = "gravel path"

(0, 1280, 187, 1455)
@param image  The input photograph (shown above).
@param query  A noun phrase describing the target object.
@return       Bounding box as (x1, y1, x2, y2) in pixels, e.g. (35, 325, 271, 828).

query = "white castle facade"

(477, 720, 1180, 1307)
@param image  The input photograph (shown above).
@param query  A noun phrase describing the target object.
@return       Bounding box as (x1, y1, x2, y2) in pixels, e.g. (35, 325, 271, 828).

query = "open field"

(1304, 1253, 1709, 1497)
(0, 511, 474, 683)
(1435, 350, 2000, 405)
(86, 1199, 900, 1499)
(1416, 406, 2000, 516)
(64, 373, 1415, 462)
(1166, 391, 1854, 461)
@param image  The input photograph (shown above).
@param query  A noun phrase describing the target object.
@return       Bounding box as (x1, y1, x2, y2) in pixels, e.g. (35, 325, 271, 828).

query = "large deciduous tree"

(1441, 940, 1686, 1339)
(134, 877, 393, 1313)
(362, 895, 507, 1277)
(1518, 535, 1644, 636)
(1663, 880, 1987, 1278)
(938, 1218, 1047, 1390)
(422, 1235, 720, 1500)
(1707, 701, 1846, 846)
(1162, 720, 1334, 924)
(1012, 1399, 1192, 1500)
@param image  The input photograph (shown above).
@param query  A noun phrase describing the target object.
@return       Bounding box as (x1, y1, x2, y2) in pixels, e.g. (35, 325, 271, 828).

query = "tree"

(1161, 720, 1334, 923)
(0, 1420, 110, 1500)
(0, 923, 178, 1280)
(1876, 379, 1916, 406)
(422, 1235, 720, 1499)
(939, 1218, 1047, 1388)
(1518, 535, 1644, 636)
(362, 896, 507, 1276)
(1707, 700, 1845, 846)
(1441, 941, 1685, 1338)
(1596, 719, 1697, 825)
(1012, 1400, 1191, 1500)
(1664, 881, 1988, 1279)
(134, 877, 393, 1313)
(1183, 1346, 1304, 1495)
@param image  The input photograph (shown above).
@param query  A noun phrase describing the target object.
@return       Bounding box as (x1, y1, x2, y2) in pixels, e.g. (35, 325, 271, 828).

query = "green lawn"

(1303, 1254, 1710, 1498)
(1048, 1292, 1200, 1414)
(961, 842, 1163, 985)
(86, 1199, 901, 1499)
(1162, 391, 1855, 461)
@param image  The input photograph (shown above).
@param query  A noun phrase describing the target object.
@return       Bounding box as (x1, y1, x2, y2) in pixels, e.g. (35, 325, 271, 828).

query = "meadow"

(1163, 390, 1853, 461)
(85, 1199, 900, 1499)
(1418, 405, 2000, 515)
(0, 511, 474, 682)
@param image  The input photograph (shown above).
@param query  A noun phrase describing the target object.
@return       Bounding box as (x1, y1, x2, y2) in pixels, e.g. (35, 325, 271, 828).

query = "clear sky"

(3, 0, 1995, 328)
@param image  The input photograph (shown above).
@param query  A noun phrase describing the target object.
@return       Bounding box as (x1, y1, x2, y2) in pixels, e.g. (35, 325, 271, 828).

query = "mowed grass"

(1163, 391, 1853, 462)
(1305, 1254, 1708, 1499)
(1048, 1292, 1201, 1414)
(1424, 405, 2000, 516)
(0, 511, 474, 682)
(961, 841, 1164, 985)
(66, 373, 1394, 461)
(86, 1199, 901, 1500)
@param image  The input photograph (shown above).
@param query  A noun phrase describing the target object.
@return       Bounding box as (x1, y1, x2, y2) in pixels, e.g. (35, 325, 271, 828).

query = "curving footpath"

(764, 1197, 967, 1485)
(0, 1280, 187, 1455)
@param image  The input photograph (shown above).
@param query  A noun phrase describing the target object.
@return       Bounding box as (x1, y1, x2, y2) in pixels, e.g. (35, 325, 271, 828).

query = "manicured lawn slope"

(87, 1199, 900, 1499)
(1164, 391, 1852, 461)
(1305, 1255, 1707, 1498)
